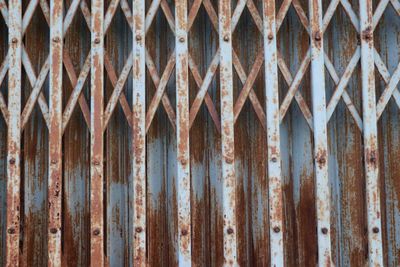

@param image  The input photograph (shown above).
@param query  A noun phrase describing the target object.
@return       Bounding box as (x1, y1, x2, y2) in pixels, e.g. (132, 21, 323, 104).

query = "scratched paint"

(2, 0, 400, 266)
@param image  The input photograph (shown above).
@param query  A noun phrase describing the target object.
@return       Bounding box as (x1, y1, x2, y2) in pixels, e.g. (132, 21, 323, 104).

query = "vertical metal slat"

(309, 0, 332, 265)
(6, 0, 22, 265)
(132, 0, 146, 263)
(176, 0, 191, 264)
(219, 0, 237, 264)
(263, 0, 284, 265)
(359, 1, 384, 266)
(90, 0, 105, 265)
(48, 0, 63, 265)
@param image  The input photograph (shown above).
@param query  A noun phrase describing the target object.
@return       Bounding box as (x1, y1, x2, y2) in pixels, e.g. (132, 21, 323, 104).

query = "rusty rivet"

(318, 157, 326, 165)
(271, 156, 277, 163)
(225, 157, 233, 164)
(135, 227, 143, 233)
(370, 153, 376, 164)
(223, 35, 229, 42)
(7, 228, 15, 234)
(314, 32, 321, 41)
(321, 227, 328, 234)
(136, 158, 141, 164)
(372, 227, 379, 234)
(136, 35, 142, 41)
(51, 159, 58, 165)
(179, 37, 185, 43)
(180, 158, 187, 165)
(273, 226, 280, 233)
(227, 228, 234, 235)
(94, 38, 100, 44)
(362, 27, 373, 41)
(9, 158, 15, 165)
(11, 38, 18, 44)
(268, 33, 274, 40)
(52, 37, 60, 43)
(93, 160, 100, 166)
(181, 229, 188, 236)
(50, 228, 58, 234)
(93, 228, 100, 236)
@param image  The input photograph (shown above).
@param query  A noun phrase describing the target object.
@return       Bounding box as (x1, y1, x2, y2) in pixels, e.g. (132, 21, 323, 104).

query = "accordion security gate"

(1, 0, 400, 266)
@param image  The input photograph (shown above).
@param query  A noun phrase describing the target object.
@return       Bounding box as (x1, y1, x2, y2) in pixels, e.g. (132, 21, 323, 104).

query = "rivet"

(7, 227, 15, 234)
(136, 158, 141, 164)
(51, 159, 58, 165)
(271, 156, 277, 163)
(52, 37, 60, 43)
(273, 226, 280, 233)
(9, 158, 15, 165)
(181, 229, 188, 236)
(93, 160, 100, 166)
(318, 157, 326, 165)
(179, 37, 185, 43)
(372, 227, 379, 234)
(94, 38, 100, 44)
(227, 228, 234, 235)
(321, 227, 328, 234)
(223, 35, 229, 42)
(11, 38, 18, 44)
(314, 32, 321, 41)
(136, 35, 142, 41)
(268, 34, 274, 40)
(180, 158, 187, 165)
(93, 228, 100, 236)
(50, 228, 58, 234)
(225, 157, 233, 164)
(135, 227, 143, 233)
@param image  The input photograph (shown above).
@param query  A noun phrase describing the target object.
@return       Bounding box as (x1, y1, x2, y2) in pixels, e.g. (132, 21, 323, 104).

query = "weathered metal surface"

(2, 0, 400, 266)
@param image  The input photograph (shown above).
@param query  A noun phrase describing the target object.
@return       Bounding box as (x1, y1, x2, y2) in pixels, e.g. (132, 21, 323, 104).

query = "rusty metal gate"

(0, 0, 400, 266)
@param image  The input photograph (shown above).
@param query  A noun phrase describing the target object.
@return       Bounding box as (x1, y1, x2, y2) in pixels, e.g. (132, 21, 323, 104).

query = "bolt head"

(50, 228, 58, 234)
(372, 227, 379, 234)
(93, 228, 100, 236)
(7, 228, 16, 234)
(321, 227, 328, 234)
(52, 37, 60, 43)
(179, 37, 185, 43)
(273, 226, 280, 233)
(271, 156, 277, 163)
(135, 227, 143, 233)
(227, 228, 234, 235)
(11, 38, 18, 44)
(181, 229, 188, 236)
(268, 34, 274, 40)
(9, 158, 15, 165)
(94, 38, 101, 44)
(136, 35, 142, 41)
(223, 35, 229, 42)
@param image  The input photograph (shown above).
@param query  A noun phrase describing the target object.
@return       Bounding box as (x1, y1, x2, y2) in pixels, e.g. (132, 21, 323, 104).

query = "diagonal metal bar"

(376, 63, 400, 119)
(325, 47, 363, 130)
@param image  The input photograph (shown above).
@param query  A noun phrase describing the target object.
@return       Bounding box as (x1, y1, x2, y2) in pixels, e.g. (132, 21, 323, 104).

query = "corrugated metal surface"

(1, 0, 400, 266)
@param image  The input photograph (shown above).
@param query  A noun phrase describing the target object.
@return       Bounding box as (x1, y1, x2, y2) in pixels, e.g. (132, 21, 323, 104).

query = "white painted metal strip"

(263, 0, 284, 265)
(309, 0, 333, 265)
(359, 1, 384, 266)
(6, 0, 22, 265)
(48, 0, 63, 265)
(176, 0, 191, 264)
(90, 0, 105, 265)
(132, 0, 147, 263)
(219, 0, 237, 264)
